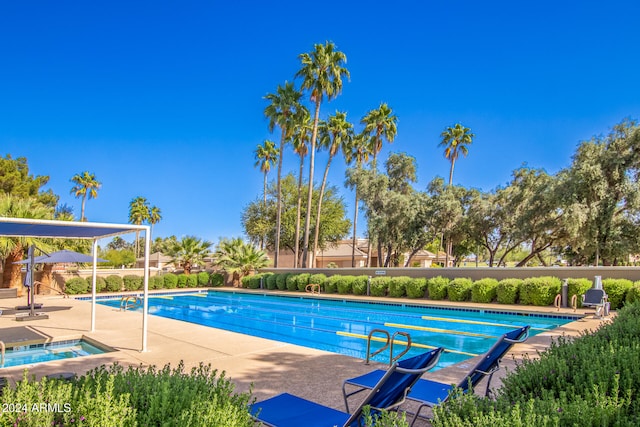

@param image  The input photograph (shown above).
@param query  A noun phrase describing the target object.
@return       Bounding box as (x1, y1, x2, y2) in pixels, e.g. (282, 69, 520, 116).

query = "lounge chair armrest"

(504, 328, 529, 344)
(473, 362, 501, 378)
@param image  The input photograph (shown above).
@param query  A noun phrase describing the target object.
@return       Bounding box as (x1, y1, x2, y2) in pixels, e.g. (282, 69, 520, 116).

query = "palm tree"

(438, 123, 474, 266)
(70, 171, 101, 221)
(254, 140, 279, 207)
(264, 81, 304, 267)
(291, 108, 312, 267)
(439, 123, 475, 186)
(361, 103, 397, 170)
(295, 41, 349, 268)
(343, 132, 372, 267)
(312, 111, 353, 266)
(0, 195, 53, 295)
(168, 235, 213, 275)
(128, 196, 150, 259)
(213, 237, 269, 286)
(148, 205, 162, 240)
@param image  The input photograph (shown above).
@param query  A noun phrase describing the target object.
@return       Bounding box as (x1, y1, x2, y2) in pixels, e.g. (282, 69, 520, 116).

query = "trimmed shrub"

(197, 271, 210, 286)
(519, 276, 561, 306)
(496, 279, 521, 304)
(285, 274, 298, 291)
(370, 277, 390, 297)
(295, 273, 311, 291)
(566, 278, 592, 308)
(448, 278, 473, 302)
(337, 276, 354, 294)
(149, 275, 164, 290)
(471, 278, 499, 303)
(186, 274, 198, 288)
(309, 274, 327, 287)
(388, 276, 411, 298)
(427, 276, 449, 300)
(240, 275, 252, 288)
(406, 278, 428, 298)
(123, 275, 143, 291)
(602, 278, 633, 310)
(265, 273, 278, 290)
(325, 275, 341, 294)
(65, 277, 89, 294)
(210, 272, 224, 287)
(164, 273, 178, 289)
(105, 275, 124, 292)
(276, 273, 290, 291)
(352, 275, 369, 295)
(626, 281, 640, 304)
(85, 276, 106, 293)
(176, 274, 188, 288)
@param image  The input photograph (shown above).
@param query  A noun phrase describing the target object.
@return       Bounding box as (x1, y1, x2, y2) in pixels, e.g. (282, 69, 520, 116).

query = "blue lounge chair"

(342, 326, 530, 426)
(249, 347, 444, 427)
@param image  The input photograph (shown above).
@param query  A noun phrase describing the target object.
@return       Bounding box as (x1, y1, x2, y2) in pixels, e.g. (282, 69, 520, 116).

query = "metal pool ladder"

(365, 329, 412, 366)
(120, 295, 143, 311)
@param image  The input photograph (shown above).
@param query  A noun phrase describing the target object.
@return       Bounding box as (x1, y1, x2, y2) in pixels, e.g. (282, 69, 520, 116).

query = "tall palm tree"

(148, 205, 162, 241)
(312, 111, 353, 266)
(128, 196, 149, 259)
(70, 171, 101, 221)
(168, 235, 213, 275)
(291, 108, 312, 267)
(295, 41, 349, 268)
(213, 237, 269, 286)
(254, 140, 279, 207)
(264, 81, 304, 267)
(343, 132, 372, 267)
(439, 123, 475, 186)
(361, 103, 397, 170)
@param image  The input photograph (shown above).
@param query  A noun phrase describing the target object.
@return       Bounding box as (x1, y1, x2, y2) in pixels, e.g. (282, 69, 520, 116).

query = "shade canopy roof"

(15, 249, 109, 264)
(0, 217, 147, 239)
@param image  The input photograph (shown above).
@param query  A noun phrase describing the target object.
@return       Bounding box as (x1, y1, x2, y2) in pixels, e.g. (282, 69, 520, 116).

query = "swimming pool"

(97, 291, 577, 368)
(1, 339, 110, 368)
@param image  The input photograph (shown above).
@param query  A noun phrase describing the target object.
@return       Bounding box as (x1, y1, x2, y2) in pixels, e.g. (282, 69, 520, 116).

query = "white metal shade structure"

(0, 217, 151, 351)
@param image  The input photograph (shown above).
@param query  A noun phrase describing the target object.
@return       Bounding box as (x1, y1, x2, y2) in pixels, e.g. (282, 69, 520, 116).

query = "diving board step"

(336, 331, 478, 357)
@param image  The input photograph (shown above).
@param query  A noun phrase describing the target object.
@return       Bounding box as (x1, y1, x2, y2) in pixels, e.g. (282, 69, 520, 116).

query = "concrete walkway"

(0, 289, 608, 425)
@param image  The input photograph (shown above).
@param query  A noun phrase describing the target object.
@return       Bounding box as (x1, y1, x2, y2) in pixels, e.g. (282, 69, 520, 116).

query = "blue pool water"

(97, 291, 577, 368)
(2, 339, 108, 368)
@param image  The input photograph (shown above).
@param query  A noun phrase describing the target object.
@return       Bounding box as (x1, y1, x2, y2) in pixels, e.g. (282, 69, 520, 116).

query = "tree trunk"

(302, 100, 321, 268)
(293, 155, 305, 268)
(312, 156, 333, 268)
(351, 187, 359, 268)
(39, 264, 54, 295)
(274, 131, 286, 268)
(4, 247, 24, 296)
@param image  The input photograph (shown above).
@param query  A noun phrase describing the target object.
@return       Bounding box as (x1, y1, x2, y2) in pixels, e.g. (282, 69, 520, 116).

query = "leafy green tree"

(343, 132, 372, 267)
(439, 123, 475, 186)
(213, 238, 269, 285)
(295, 41, 349, 268)
(70, 171, 101, 221)
(101, 248, 136, 267)
(312, 111, 353, 266)
(151, 235, 178, 254)
(361, 103, 397, 170)
(168, 235, 213, 275)
(107, 236, 132, 251)
(242, 174, 351, 264)
(0, 154, 58, 207)
(264, 82, 304, 266)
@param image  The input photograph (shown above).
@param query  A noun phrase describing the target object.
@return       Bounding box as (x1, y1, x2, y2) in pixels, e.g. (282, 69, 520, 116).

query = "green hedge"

(603, 278, 633, 310)
(352, 275, 369, 295)
(388, 276, 411, 298)
(626, 281, 640, 304)
(265, 273, 278, 290)
(149, 275, 165, 290)
(123, 275, 143, 291)
(427, 276, 449, 300)
(177, 274, 188, 288)
(370, 277, 390, 297)
(65, 277, 89, 294)
(276, 273, 290, 291)
(324, 275, 341, 293)
(295, 273, 311, 291)
(448, 278, 473, 302)
(519, 277, 560, 306)
(210, 272, 224, 287)
(83, 276, 106, 292)
(105, 275, 124, 292)
(337, 276, 354, 294)
(406, 278, 427, 298)
(471, 278, 498, 303)
(285, 274, 298, 292)
(164, 273, 178, 289)
(197, 271, 210, 286)
(566, 278, 592, 308)
(496, 279, 521, 304)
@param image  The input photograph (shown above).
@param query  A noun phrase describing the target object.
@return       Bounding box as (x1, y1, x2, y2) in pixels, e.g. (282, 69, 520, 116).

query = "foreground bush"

(433, 302, 640, 426)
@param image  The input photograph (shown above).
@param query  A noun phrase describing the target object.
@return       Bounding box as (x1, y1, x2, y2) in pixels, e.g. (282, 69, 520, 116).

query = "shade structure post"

(141, 226, 150, 352)
(90, 238, 98, 332)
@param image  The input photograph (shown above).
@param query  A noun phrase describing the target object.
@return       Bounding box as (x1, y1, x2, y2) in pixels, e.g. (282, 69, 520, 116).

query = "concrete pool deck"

(0, 288, 608, 425)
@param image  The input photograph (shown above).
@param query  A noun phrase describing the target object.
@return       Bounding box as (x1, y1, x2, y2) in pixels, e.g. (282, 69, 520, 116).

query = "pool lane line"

(336, 331, 479, 357)
(385, 322, 496, 338)
(420, 316, 549, 331)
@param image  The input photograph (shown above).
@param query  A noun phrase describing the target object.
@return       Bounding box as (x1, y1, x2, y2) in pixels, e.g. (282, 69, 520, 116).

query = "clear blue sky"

(2, 1, 639, 245)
